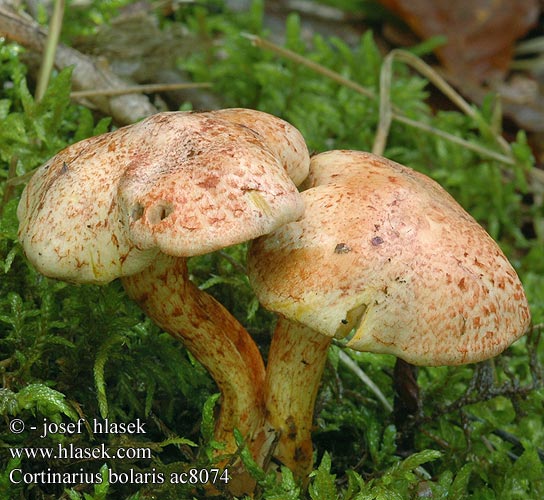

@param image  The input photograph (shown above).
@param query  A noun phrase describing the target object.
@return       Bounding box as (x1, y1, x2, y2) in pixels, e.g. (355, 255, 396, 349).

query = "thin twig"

(430, 380, 538, 420)
(0, 3, 157, 123)
(468, 413, 544, 461)
(70, 82, 212, 99)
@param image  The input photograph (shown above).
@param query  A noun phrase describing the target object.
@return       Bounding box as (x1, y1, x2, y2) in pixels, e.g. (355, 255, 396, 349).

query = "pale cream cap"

(18, 110, 308, 284)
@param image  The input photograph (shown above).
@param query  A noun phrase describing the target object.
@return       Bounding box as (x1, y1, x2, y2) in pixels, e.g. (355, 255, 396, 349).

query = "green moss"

(1, 1, 543, 498)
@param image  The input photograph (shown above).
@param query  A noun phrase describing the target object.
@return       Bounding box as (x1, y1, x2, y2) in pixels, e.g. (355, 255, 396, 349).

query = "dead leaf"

(377, 0, 540, 84)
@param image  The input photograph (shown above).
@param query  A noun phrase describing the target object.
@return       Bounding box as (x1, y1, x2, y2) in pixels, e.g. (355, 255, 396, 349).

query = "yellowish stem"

(264, 317, 332, 479)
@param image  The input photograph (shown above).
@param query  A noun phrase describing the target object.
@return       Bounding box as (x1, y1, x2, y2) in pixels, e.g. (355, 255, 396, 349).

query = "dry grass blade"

(377, 50, 513, 157)
(245, 34, 517, 166)
(35, 0, 64, 102)
(241, 33, 376, 100)
(70, 82, 212, 99)
(372, 48, 393, 155)
(5, 169, 36, 187)
(338, 350, 393, 412)
(374, 51, 517, 164)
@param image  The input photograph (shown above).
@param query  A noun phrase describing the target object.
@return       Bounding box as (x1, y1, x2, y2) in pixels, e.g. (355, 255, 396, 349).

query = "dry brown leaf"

(377, 0, 540, 83)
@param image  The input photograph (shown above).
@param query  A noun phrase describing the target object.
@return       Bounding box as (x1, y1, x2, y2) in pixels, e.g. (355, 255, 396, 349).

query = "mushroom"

(17, 109, 310, 490)
(247, 150, 531, 479)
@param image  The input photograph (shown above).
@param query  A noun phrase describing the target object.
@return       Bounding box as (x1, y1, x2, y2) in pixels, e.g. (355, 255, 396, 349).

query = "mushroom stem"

(264, 317, 332, 479)
(121, 253, 266, 460)
(393, 358, 421, 453)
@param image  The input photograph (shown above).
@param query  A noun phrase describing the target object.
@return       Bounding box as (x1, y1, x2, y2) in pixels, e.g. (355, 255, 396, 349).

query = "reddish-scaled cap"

(18, 110, 309, 284)
(248, 150, 531, 365)
(210, 108, 310, 186)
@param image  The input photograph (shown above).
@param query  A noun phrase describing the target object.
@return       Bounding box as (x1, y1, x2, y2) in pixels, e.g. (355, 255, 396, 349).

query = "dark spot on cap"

(371, 236, 384, 246)
(334, 243, 351, 254)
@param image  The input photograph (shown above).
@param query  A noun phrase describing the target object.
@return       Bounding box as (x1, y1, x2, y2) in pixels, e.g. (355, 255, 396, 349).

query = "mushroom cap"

(209, 108, 310, 186)
(17, 110, 308, 284)
(247, 150, 531, 366)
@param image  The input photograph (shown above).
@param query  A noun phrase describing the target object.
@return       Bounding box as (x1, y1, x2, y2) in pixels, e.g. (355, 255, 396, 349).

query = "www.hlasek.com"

(8, 417, 230, 487)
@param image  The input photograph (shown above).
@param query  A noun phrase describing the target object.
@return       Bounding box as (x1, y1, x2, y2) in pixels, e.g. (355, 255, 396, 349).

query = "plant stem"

(264, 317, 332, 478)
(36, 0, 64, 101)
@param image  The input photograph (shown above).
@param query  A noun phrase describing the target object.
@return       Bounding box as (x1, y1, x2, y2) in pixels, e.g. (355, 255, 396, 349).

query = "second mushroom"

(248, 150, 531, 479)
